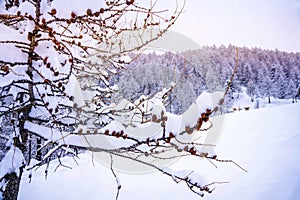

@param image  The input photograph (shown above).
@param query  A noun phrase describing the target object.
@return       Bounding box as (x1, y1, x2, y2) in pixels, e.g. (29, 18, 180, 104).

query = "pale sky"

(165, 0, 300, 52)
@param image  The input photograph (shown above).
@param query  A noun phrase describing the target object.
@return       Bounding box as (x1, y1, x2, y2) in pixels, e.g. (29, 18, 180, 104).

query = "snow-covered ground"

(18, 103, 300, 200)
(224, 87, 295, 113)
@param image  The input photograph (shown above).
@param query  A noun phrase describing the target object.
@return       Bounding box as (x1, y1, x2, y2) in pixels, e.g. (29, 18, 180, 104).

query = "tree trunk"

(2, 169, 23, 200)
(3, 1, 42, 199)
(2, 135, 28, 200)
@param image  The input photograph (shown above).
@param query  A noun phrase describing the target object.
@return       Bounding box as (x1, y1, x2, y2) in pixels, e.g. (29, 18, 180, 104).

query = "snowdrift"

(18, 103, 300, 200)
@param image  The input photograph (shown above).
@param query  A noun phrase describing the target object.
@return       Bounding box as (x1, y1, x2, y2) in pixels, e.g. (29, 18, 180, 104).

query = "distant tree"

(265, 76, 273, 104)
(272, 65, 288, 99)
(286, 79, 297, 101)
(171, 80, 196, 114)
(240, 62, 252, 86)
(204, 60, 222, 93)
(246, 80, 256, 102)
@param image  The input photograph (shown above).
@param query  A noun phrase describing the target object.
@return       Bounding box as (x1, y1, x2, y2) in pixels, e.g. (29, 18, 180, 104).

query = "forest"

(115, 45, 300, 114)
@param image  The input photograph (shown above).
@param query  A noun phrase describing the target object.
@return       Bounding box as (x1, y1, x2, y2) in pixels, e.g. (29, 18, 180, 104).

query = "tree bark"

(2, 136, 27, 200)
(2, 170, 22, 200)
(2, 1, 41, 199)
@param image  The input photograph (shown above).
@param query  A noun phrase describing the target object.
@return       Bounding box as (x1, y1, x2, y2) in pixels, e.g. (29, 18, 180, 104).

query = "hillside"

(18, 103, 300, 200)
(114, 46, 300, 114)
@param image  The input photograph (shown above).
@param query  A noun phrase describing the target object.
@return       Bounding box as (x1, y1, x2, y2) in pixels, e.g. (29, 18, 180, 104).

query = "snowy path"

(19, 103, 300, 200)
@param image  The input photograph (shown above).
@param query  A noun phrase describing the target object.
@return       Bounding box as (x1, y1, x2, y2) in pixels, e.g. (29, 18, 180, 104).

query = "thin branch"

(110, 153, 121, 200)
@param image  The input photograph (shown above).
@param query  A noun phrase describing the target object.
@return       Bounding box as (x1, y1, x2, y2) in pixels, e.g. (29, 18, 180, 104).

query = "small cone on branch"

(71, 12, 76, 18)
(152, 114, 157, 122)
(86, 9, 92, 16)
(213, 106, 219, 113)
(183, 146, 189, 152)
(51, 9, 56, 15)
(185, 125, 193, 135)
(1, 65, 9, 73)
(196, 117, 203, 131)
(219, 98, 224, 105)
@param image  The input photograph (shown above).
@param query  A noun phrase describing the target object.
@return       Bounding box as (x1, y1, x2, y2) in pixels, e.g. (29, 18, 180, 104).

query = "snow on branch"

(0, 0, 247, 199)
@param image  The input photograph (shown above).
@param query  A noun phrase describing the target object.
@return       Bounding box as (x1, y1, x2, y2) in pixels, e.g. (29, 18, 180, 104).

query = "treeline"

(113, 45, 300, 113)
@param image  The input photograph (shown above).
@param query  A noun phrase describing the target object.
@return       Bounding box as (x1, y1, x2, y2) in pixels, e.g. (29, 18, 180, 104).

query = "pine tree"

(246, 80, 256, 102)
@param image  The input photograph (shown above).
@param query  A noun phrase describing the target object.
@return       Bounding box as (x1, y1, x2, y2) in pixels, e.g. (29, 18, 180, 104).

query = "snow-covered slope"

(18, 103, 300, 200)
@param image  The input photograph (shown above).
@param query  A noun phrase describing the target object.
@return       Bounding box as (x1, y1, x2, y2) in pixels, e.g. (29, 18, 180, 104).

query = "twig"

(110, 153, 121, 200)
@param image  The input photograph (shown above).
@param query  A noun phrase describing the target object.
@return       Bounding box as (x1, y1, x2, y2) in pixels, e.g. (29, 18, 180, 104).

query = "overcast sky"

(166, 0, 300, 52)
